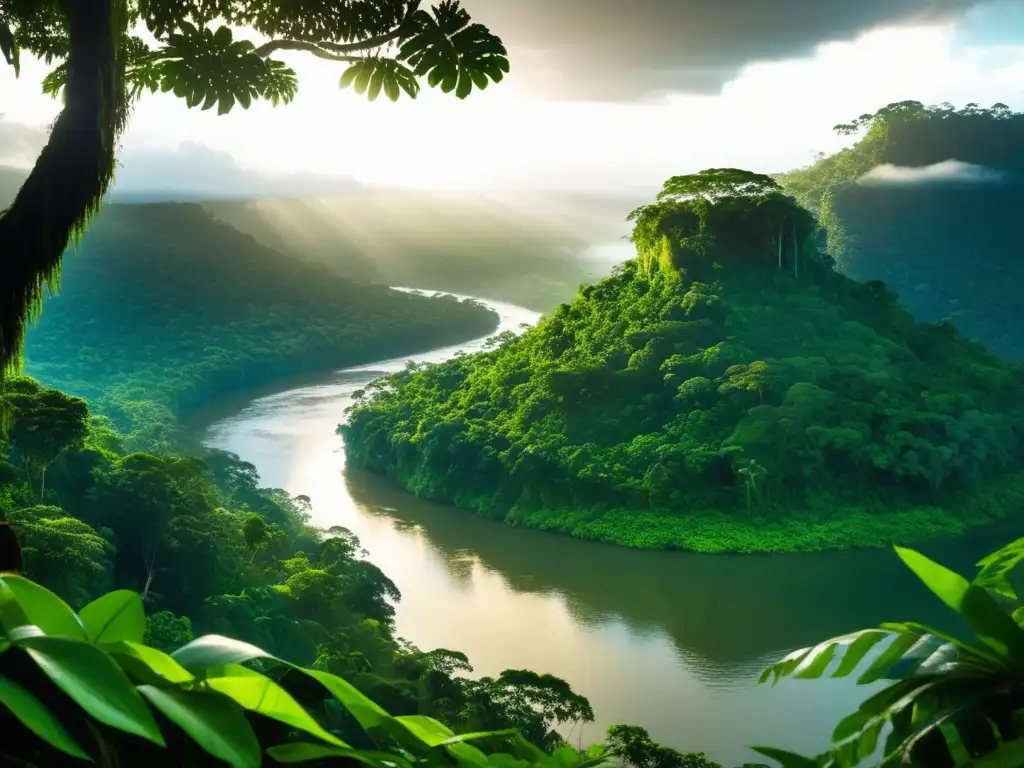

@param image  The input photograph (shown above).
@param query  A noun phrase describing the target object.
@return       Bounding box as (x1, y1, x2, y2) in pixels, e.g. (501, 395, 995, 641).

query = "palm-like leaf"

(755, 544, 1024, 768)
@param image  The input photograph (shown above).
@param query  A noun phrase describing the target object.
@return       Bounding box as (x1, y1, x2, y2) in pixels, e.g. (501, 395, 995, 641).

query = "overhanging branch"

(254, 39, 362, 62)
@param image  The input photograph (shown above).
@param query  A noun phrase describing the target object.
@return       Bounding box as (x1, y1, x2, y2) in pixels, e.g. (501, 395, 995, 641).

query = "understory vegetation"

(22, 203, 499, 450)
(778, 100, 1024, 359)
(343, 168, 1024, 553)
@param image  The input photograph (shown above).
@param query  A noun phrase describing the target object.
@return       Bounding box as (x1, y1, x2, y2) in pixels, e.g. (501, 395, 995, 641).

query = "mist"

(857, 159, 1010, 186)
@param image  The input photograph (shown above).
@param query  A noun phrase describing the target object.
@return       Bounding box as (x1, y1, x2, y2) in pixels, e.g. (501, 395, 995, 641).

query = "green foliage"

(777, 100, 1024, 359)
(23, 202, 499, 449)
(755, 538, 1024, 767)
(0, 576, 607, 767)
(607, 724, 722, 768)
(343, 170, 1024, 553)
(0, 0, 508, 373)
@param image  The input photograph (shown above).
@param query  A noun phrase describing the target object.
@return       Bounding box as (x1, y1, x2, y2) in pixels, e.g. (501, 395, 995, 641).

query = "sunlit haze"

(3, 2, 1024, 194)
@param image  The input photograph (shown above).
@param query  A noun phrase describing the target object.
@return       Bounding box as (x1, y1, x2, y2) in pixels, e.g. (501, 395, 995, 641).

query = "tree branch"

(254, 39, 362, 62)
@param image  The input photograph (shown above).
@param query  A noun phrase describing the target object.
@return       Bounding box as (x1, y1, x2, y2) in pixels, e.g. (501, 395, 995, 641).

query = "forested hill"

(23, 202, 499, 448)
(343, 169, 1024, 554)
(778, 100, 1024, 359)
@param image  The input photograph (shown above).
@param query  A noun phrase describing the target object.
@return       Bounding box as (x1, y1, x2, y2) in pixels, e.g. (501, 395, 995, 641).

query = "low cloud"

(857, 159, 1010, 186)
(110, 142, 365, 200)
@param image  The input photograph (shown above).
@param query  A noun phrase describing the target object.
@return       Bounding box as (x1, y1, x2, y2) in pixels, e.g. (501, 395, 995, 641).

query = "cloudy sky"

(2, 0, 1023, 195)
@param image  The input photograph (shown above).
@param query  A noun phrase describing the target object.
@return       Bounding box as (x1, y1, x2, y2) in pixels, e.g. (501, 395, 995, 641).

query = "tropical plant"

(0, 571, 610, 767)
(752, 538, 1024, 767)
(0, 0, 509, 371)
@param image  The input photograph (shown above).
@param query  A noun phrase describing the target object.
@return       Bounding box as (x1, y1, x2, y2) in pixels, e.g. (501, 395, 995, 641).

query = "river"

(200, 290, 1016, 767)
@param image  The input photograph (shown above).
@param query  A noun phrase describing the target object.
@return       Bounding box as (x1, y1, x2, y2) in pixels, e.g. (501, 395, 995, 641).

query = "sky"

(2, 0, 1024, 195)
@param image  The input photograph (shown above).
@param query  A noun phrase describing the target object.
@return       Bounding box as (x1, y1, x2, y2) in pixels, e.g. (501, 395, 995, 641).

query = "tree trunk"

(39, 466, 46, 500)
(777, 222, 783, 270)
(0, 0, 128, 372)
(792, 222, 798, 279)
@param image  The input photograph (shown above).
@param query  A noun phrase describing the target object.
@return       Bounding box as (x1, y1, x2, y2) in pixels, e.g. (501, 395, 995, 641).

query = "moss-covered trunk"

(0, 0, 126, 372)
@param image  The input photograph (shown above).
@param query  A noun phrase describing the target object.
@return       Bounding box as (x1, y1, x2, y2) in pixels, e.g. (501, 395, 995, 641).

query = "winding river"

(200, 291, 1015, 767)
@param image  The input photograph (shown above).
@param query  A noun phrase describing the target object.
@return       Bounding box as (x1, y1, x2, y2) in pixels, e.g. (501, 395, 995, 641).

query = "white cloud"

(1, 15, 1023, 194)
(858, 160, 1011, 185)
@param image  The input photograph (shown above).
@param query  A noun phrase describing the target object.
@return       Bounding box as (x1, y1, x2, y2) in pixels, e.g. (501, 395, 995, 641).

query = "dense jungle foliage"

(0, 375, 619, 761)
(343, 169, 1024, 553)
(21, 203, 499, 450)
(778, 100, 1024, 359)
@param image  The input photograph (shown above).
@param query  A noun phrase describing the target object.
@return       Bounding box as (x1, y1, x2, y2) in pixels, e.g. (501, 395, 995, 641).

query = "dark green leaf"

(0, 675, 89, 759)
(16, 634, 164, 745)
(80, 590, 145, 645)
(139, 686, 260, 768)
(213, 25, 232, 47)
(340, 63, 364, 89)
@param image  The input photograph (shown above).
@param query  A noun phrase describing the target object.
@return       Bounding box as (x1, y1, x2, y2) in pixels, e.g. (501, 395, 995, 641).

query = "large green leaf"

(205, 673, 347, 748)
(0, 574, 84, 639)
(300, 666, 392, 731)
(105, 640, 194, 685)
(138, 685, 260, 768)
(267, 743, 408, 767)
(15, 632, 164, 745)
(171, 634, 270, 671)
(895, 547, 1024, 665)
(0, 674, 89, 759)
(80, 590, 146, 645)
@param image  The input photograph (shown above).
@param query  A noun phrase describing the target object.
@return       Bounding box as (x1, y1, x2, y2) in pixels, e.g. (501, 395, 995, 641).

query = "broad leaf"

(0, 675, 88, 759)
(80, 590, 146, 644)
(300, 666, 392, 731)
(0, 574, 84, 639)
(895, 547, 1024, 664)
(105, 640, 194, 685)
(171, 633, 270, 671)
(205, 673, 347, 748)
(139, 685, 260, 768)
(16, 633, 164, 745)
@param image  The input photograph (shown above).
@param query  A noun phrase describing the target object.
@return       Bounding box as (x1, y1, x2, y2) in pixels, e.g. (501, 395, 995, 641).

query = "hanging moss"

(0, 0, 129, 374)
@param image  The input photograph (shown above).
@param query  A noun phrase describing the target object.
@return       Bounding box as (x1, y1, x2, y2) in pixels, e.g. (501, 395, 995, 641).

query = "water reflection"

(202, 290, 1020, 766)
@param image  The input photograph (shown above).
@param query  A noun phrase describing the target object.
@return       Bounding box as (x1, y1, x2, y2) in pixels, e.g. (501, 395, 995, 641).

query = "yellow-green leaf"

(80, 590, 145, 645)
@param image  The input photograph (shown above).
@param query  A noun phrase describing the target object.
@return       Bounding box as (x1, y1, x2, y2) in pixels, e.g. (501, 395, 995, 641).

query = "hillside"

(204, 192, 635, 311)
(778, 100, 1024, 358)
(343, 169, 1024, 553)
(23, 202, 499, 447)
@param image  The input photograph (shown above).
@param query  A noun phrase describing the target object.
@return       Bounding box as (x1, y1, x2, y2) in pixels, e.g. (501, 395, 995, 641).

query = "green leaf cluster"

(754, 538, 1024, 767)
(0, 577, 608, 767)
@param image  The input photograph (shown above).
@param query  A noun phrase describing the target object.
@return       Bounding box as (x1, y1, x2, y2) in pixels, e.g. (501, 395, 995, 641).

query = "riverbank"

(344, 465, 1024, 554)
(198, 293, 1024, 767)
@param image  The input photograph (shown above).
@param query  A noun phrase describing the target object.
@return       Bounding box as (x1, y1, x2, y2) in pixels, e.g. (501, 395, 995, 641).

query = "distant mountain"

(23, 202, 499, 446)
(1, 163, 639, 311)
(204, 190, 638, 311)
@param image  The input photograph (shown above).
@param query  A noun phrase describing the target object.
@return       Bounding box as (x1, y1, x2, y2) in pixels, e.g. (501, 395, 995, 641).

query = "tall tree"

(0, 0, 509, 371)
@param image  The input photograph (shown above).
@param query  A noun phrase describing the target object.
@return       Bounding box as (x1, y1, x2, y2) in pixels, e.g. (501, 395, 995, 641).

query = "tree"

(606, 725, 722, 768)
(3, 381, 89, 497)
(0, 0, 509, 371)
